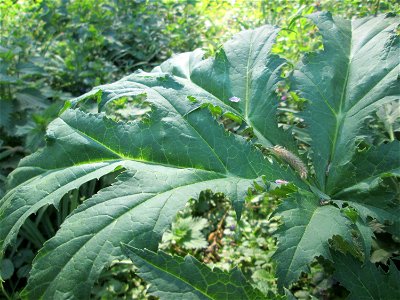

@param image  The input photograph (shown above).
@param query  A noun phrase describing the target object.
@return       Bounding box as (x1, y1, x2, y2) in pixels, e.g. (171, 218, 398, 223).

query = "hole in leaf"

(272, 16, 323, 63)
(104, 94, 152, 123)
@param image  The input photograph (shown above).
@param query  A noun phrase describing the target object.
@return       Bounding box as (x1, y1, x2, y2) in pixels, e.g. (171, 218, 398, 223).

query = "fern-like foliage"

(0, 12, 399, 299)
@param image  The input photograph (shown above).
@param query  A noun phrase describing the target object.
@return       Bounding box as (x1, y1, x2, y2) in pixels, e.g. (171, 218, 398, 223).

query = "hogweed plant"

(0, 12, 399, 299)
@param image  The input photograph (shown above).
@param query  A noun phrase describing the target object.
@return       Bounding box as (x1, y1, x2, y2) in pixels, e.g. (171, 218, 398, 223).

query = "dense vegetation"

(1, 1, 399, 299)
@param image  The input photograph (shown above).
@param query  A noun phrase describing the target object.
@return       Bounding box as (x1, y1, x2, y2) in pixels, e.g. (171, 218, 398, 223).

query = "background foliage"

(0, 0, 399, 299)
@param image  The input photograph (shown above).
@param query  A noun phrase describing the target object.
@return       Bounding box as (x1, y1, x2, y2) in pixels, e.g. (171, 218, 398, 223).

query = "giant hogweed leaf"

(332, 142, 400, 235)
(292, 12, 399, 193)
(272, 191, 353, 289)
(273, 141, 400, 288)
(273, 12, 400, 289)
(1, 106, 296, 298)
(0, 26, 304, 298)
(22, 164, 262, 299)
(0, 161, 123, 251)
(122, 245, 265, 299)
(70, 25, 305, 175)
(329, 141, 400, 239)
(152, 48, 205, 80)
(156, 25, 297, 151)
(332, 251, 400, 300)
(0, 13, 398, 298)
(303, 12, 400, 245)
(332, 142, 400, 195)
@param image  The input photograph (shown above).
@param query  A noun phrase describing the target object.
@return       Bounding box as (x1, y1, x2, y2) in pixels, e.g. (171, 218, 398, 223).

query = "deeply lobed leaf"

(0, 11, 398, 299)
(272, 191, 353, 289)
(273, 11, 400, 288)
(1, 24, 302, 298)
(291, 12, 399, 193)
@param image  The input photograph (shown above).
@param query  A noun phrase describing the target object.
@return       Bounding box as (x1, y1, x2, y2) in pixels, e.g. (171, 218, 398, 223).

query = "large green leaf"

(291, 12, 399, 193)
(332, 142, 400, 236)
(2, 107, 292, 299)
(122, 245, 265, 300)
(0, 12, 399, 299)
(22, 164, 259, 299)
(273, 12, 400, 288)
(272, 191, 353, 289)
(0, 26, 301, 299)
(156, 25, 297, 151)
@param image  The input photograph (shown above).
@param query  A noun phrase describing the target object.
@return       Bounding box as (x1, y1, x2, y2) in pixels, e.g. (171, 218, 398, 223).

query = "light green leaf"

(153, 48, 205, 80)
(162, 216, 208, 249)
(122, 245, 265, 300)
(376, 100, 400, 141)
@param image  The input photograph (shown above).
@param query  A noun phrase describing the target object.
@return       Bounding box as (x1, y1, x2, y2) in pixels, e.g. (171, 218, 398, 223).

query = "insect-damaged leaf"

(1, 25, 300, 299)
(0, 12, 398, 299)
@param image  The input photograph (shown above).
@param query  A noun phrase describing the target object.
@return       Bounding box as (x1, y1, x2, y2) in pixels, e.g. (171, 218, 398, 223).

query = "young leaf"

(122, 244, 265, 300)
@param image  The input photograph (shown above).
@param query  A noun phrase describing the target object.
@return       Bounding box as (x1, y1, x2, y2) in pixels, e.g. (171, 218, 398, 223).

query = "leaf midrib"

(244, 31, 254, 122)
(326, 22, 354, 192)
(61, 116, 233, 175)
(243, 30, 278, 148)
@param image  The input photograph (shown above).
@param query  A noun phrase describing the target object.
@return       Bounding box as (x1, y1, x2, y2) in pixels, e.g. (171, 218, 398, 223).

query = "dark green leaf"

(122, 245, 265, 300)
(332, 251, 400, 300)
(273, 191, 353, 288)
